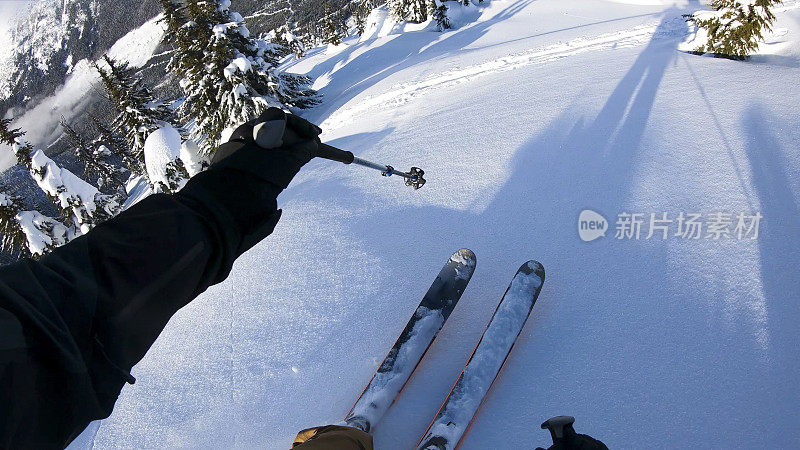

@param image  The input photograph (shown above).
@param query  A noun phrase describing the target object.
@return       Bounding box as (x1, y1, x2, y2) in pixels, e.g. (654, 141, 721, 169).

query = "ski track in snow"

(321, 17, 689, 133)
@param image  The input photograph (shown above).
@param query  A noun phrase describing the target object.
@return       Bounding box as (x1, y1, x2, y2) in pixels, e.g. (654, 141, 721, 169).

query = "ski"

(344, 249, 477, 433)
(416, 260, 546, 450)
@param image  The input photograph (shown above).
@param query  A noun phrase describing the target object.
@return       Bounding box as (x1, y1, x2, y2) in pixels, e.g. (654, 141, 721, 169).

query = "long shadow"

(679, 52, 759, 211)
(741, 103, 800, 448)
(571, 8, 681, 210)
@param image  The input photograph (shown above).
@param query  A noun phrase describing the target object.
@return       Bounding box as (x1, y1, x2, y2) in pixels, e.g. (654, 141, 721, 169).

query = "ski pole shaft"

(318, 143, 426, 190)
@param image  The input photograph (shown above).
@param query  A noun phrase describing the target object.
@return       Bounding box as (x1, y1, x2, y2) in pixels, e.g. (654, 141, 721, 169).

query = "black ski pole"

(318, 143, 426, 190)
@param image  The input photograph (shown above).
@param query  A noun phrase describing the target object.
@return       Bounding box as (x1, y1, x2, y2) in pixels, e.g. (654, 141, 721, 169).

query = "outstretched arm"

(0, 109, 321, 448)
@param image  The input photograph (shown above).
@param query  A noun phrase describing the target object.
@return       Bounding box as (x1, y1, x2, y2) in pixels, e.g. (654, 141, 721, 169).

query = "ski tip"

(452, 248, 476, 265)
(521, 260, 545, 282)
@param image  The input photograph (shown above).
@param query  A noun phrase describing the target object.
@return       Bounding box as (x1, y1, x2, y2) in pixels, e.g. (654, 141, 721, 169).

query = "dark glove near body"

(537, 416, 609, 450)
(0, 108, 319, 448)
(211, 107, 322, 189)
(180, 107, 321, 253)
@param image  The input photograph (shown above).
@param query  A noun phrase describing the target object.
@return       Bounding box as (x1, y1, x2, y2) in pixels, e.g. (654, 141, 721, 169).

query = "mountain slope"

(74, 0, 800, 448)
(0, 0, 161, 117)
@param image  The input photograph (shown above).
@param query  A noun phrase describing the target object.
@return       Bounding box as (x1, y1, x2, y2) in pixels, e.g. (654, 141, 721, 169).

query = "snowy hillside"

(75, 0, 800, 448)
(0, 0, 161, 119)
(0, 15, 165, 171)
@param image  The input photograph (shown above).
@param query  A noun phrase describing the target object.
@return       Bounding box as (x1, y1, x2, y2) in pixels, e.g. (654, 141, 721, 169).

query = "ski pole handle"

(318, 143, 355, 164)
(246, 110, 425, 189)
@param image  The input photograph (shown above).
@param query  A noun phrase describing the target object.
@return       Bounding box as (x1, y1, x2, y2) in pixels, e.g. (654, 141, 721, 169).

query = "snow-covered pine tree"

(323, 1, 344, 45)
(158, 0, 189, 44)
(431, 0, 450, 30)
(2, 118, 120, 238)
(163, 159, 191, 192)
(0, 120, 73, 256)
(159, 0, 207, 86)
(352, 0, 368, 35)
(0, 185, 73, 259)
(687, 0, 782, 59)
(389, 0, 406, 22)
(14, 209, 71, 258)
(61, 117, 126, 194)
(28, 147, 121, 235)
(89, 114, 126, 151)
(269, 24, 307, 58)
(95, 55, 175, 174)
(0, 188, 30, 257)
(89, 113, 134, 173)
(390, 0, 428, 23)
(0, 118, 32, 170)
(164, 0, 319, 155)
(348, 0, 378, 36)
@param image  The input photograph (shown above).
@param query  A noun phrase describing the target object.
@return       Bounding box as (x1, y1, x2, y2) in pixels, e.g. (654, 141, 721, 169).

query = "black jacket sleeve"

(0, 153, 283, 448)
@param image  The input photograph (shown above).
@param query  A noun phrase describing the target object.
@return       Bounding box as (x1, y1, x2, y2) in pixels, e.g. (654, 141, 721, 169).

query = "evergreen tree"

(90, 114, 127, 152)
(160, 160, 191, 193)
(95, 55, 175, 174)
(2, 119, 119, 241)
(687, 0, 782, 60)
(0, 118, 33, 170)
(0, 188, 30, 257)
(165, 0, 319, 155)
(390, 0, 428, 23)
(158, 0, 189, 43)
(268, 24, 307, 58)
(354, 2, 368, 36)
(61, 117, 125, 194)
(0, 120, 82, 255)
(323, 1, 343, 45)
(13, 209, 71, 258)
(352, 0, 378, 36)
(28, 148, 119, 235)
(89, 113, 133, 173)
(159, 0, 202, 81)
(431, 0, 450, 30)
(0, 118, 23, 145)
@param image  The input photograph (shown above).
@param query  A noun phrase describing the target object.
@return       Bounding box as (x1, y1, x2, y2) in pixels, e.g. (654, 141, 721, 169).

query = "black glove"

(537, 416, 609, 450)
(211, 107, 322, 190)
(177, 108, 322, 255)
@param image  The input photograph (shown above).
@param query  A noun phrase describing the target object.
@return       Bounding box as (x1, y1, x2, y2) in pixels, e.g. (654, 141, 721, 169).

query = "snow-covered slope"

(84, 0, 800, 448)
(0, 15, 165, 172)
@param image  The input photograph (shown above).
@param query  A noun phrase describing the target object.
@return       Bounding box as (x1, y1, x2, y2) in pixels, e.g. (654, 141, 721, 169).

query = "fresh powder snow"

(54, 0, 800, 448)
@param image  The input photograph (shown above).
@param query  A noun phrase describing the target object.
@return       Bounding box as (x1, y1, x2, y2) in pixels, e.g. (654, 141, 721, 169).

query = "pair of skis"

(343, 249, 545, 449)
